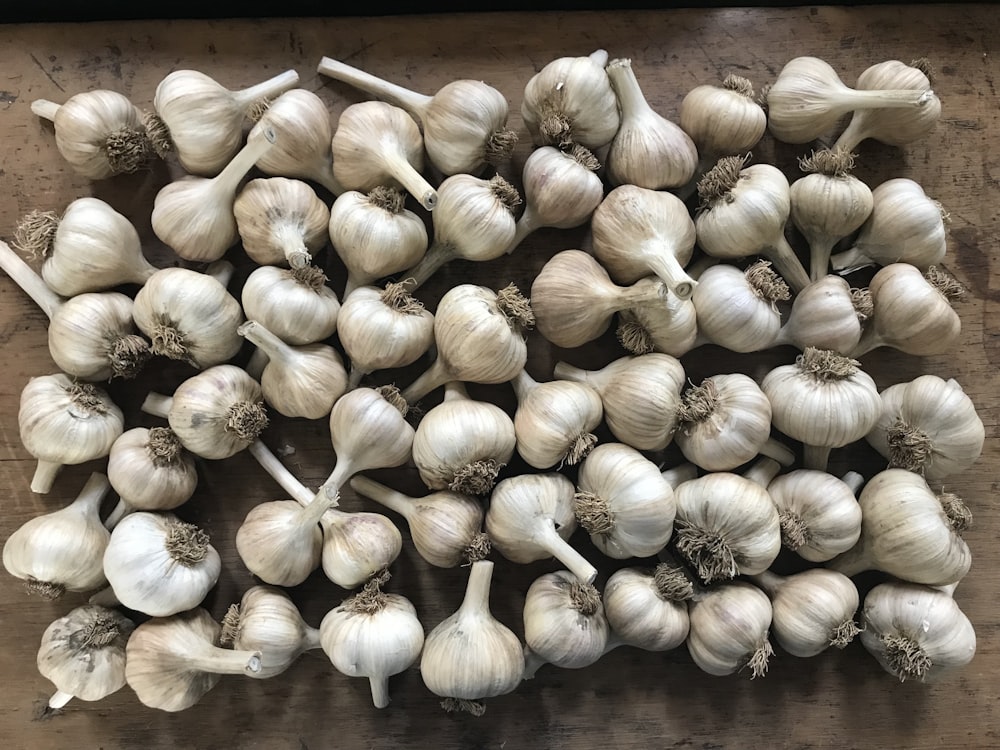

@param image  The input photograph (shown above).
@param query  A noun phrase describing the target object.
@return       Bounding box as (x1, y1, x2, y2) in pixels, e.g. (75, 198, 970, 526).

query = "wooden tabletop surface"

(0, 5, 996, 749)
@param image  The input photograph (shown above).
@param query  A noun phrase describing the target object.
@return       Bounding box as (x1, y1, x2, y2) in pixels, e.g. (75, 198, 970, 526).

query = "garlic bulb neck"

(0, 238, 62, 318)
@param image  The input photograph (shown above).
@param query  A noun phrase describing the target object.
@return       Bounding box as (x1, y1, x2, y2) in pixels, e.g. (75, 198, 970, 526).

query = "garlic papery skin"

(553, 353, 685, 451)
(330, 187, 429, 297)
(318, 56, 516, 176)
(674, 374, 793, 472)
(3, 472, 111, 598)
(320, 573, 425, 708)
(605, 58, 698, 190)
(766, 56, 934, 144)
(337, 283, 434, 389)
(773, 275, 865, 354)
(761, 347, 882, 471)
(153, 68, 299, 176)
(133, 263, 243, 368)
(103, 512, 221, 617)
(830, 178, 948, 273)
(319, 508, 403, 591)
(401, 174, 521, 290)
(486, 473, 597, 584)
(521, 49, 620, 149)
(859, 581, 976, 683)
(679, 74, 767, 162)
(592, 185, 698, 300)
(865, 374, 985, 481)
(143, 365, 268, 461)
(696, 156, 811, 292)
(522, 571, 609, 678)
(18, 375, 124, 493)
(506, 145, 604, 255)
(420, 560, 524, 712)
(37, 604, 134, 711)
(849, 264, 961, 358)
(238, 320, 347, 420)
(603, 565, 690, 651)
(13, 198, 156, 296)
(241, 263, 340, 346)
(687, 581, 774, 678)
(331, 100, 438, 210)
(411, 381, 515, 494)
(828, 468, 972, 586)
(234, 177, 330, 268)
(834, 59, 942, 153)
(151, 126, 277, 262)
(125, 608, 262, 712)
(616, 284, 699, 357)
(690, 261, 787, 353)
(511, 369, 603, 470)
(574, 443, 676, 559)
(221, 585, 322, 679)
(401, 283, 532, 405)
(248, 89, 343, 194)
(350, 474, 488, 568)
(789, 148, 874, 281)
(767, 470, 863, 562)
(107, 427, 198, 517)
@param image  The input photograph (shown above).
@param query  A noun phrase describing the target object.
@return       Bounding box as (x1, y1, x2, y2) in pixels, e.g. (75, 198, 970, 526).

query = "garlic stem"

(272, 222, 312, 269)
(510, 369, 538, 401)
(232, 70, 301, 109)
(0, 240, 62, 319)
(589, 49, 610, 67)
(803, 444, 833, 472)
(188, 647, 263, 676)
(401, 356, 450, 405)
(247, 439, 315, 506)
(661, 462, 699, 489)
(521, 646, 547, 680)
(507, 210, 540, 255)
(829, 246, 871, 273)
(47, 689, 75, 710)
(213, 127, 277, 197)
(322, 457, 357, 496)
(238, 321, 293, 367)
(836, 87, 935, 111)
(317, 57, 431, 117)
(536, 524, 598, 584)
(88, 586, 121, 608)
(140, 392, 173, 419)
(103, 499, 131, 531)
(383, 151, 438, 211)
(768, 234, 811, 293)
(31, 99, 61, 121)
(747, 570, 784, 596)
(400, 242, 455, 291)
(840, 471, 865, 495)
(551, 361, 587, 383)
(31, 459, 64, 495)
(204, 259, 236, 289)
(743, 457, 782, 487)
(370, 676, 391, 709)
(350, 475, 414, 520)
(245, 349, 268, 381)
(346, 363, 366, 390)
(759, 438, 796, 466)
(458, 558, 495, 617)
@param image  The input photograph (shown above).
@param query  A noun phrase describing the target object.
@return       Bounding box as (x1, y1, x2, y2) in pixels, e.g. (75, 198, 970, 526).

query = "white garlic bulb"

(773, 274, 867, 354)
(679, 74, 767, 162)
(603, 564, 690, 652)
(234, 177, 330, 268)
(767, 470, 863, 562)
(690, 260, 787, 353)
(106, 427, 198, 518)
(241, 263, 340, 346)
(687, 581, 774, 678)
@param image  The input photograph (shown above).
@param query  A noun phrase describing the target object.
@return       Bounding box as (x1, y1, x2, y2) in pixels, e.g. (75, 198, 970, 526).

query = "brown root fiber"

(538, 105, 573, 148)
(165, 521, 211, 566)
(141, 110, 173, 159)
(441, 698, 487, 717)
(25, 577, 64, 600)
(80, 612, 124, 648)
(677, 379, 720, 424)
(376, 384, 409, 417)
(489, 174, 523, 213)
(673, 524, 739, 584)
(829, 619, 862, 649)
(778, 511, 810, 551)
(347, 570, 391, 615)
(569, 581, 602, 616)
(882, 633, 932, 682)
(745, 260, 791, 307)
(696, 154, 750, 211)
(564, 432, 598, 466)
(463, 532, 492, 565)
(939, 492, 973, 532)
(104, 126, 151, 175)
(291, 263, 329, 292)
(885, 418, 933, 472)
(13, 210, 60, 259)
(795, 347, 860, 381)
(798, 146, 856, 177)
(745, 638, 773, 679)
(146, 427, 184, 466)
(616, 318, 654, 355)
(723, 73, 755, 98)
(226, 401, 269, 442)
(150, 320, 189, 361)
(653, 562, 694, 601)
(67, 382, 107, 414)
(569, 143, 601, 171)
(495, 283, 535, 330)
(219, 604, 241, 647)
(107, 334, 152, 379)
(485, 127, 519, 166)
(852, 287, 874, 323)
(925, 266, 967, 302)
(368, 186, 406, 214)
(573, 491, 615, 535)
(911, 57, 935, 84)
(381, 281, 426, 315)
(246, 97, 271, 123)
(450, 459, 503, 496)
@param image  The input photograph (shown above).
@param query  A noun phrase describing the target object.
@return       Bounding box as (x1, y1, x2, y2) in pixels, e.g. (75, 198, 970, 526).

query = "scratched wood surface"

(0, 6, 996, 749)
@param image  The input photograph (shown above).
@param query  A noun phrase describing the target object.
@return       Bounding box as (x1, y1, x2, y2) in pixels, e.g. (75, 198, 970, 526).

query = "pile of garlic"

(0, 50, 985, 717)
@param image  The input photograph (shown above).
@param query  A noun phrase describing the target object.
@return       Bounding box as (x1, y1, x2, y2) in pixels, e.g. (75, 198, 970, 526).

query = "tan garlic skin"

(687, 581, 774, 678)
(512, 371, 604, 470)
(234, 177, 330, 267)
(680, 75, 767, 158)
(523, 571, 609, 673)
(107, 427, 198, 511)
(241, 264, 340, 346)
(767, 470, 862, 562)
(223, 585, 321, 679)
(690, 262, 785, 353)
(774, 275, 864, 354)
(48, 292, 150, 381)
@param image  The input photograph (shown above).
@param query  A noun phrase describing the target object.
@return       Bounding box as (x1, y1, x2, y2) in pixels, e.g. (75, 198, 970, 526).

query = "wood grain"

(0, 6, 996, 749)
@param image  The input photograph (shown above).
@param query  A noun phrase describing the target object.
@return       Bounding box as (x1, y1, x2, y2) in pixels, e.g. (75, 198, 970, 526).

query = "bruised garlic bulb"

(687, 581, 773, 678)
(690, 261, 787, 353)
(106, 427, 198, 519)
(603, 564, 690, 651)
(18, 375, 123, 493)
(241, 263, 340, 346)
(768, 470, 863, 562)
(3, 472, 111, 597)
(680, 74, 767, 163)
(773, 274, 866, 354)
(234, 177, 330, 268)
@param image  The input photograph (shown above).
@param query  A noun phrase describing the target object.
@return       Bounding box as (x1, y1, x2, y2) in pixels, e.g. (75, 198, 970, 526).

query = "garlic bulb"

(133, 262, 244, 369)
(603, 564, 690, 652)
(152, 68, 298, 175)
(615, 289, 698, 358)
(318, 56, 517, 175)
(238, 320, 347, 420)
(402, 283, 532, 405)
(486, 473, 597, 584)
(320, 573, 425, 708)
(401, 174, 521, 290)
(319, 508, 403, 591)
(106, 427, 198, 519)
(761, 348, 882, 471)
(865, 374, 984, 482)
(766, 56, 934, 144)
(241, 263, 340, 346)
(331, 100, 438, 210)
(605, 58, 698, 189)
(553, 353, 685, 451)
(221, 585, 321, 679)
(506, 145, 604, 255)
(12, 198, 156, 296)
(696, 156, 810, 292)
(860, 581, 976, 682)
(749, 569, 861, 657)
(411, 381, 515, 494)
(151, 126, 277, 262)
(521, 49, 619, 149)
(329, 187, 428, 297)
(18, 375, 123, 493)
(234, 177, 330, 268)
(674, 373, 794, 472)
(31, 90, 152, 178)
(773, 274, 866, 354)
(420, 560, 524, 714)
(125, 608, 261, 712)
(248, 88, 343, 194)
(350, 474, 488, 568)
(591, 185, 698, 300)
(679, 74, 767, 162)
(522, 571, 609, 678)
(767, 470, 863, 562)
(690, 260, 787, 353)
(828, 468, 972, 586)
(789, 148, 874, 281)
(37, 604, 134, 712)
(687, 581, 774, 678)
(511, 369, 603, 470)
(338, 283, 434, 389)
(3, 472, 111, 597)
(574, 443, 675, 559)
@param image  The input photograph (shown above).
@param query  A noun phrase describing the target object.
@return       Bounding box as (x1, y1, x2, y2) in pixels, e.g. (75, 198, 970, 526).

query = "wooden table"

(0, 6, 995, 749)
